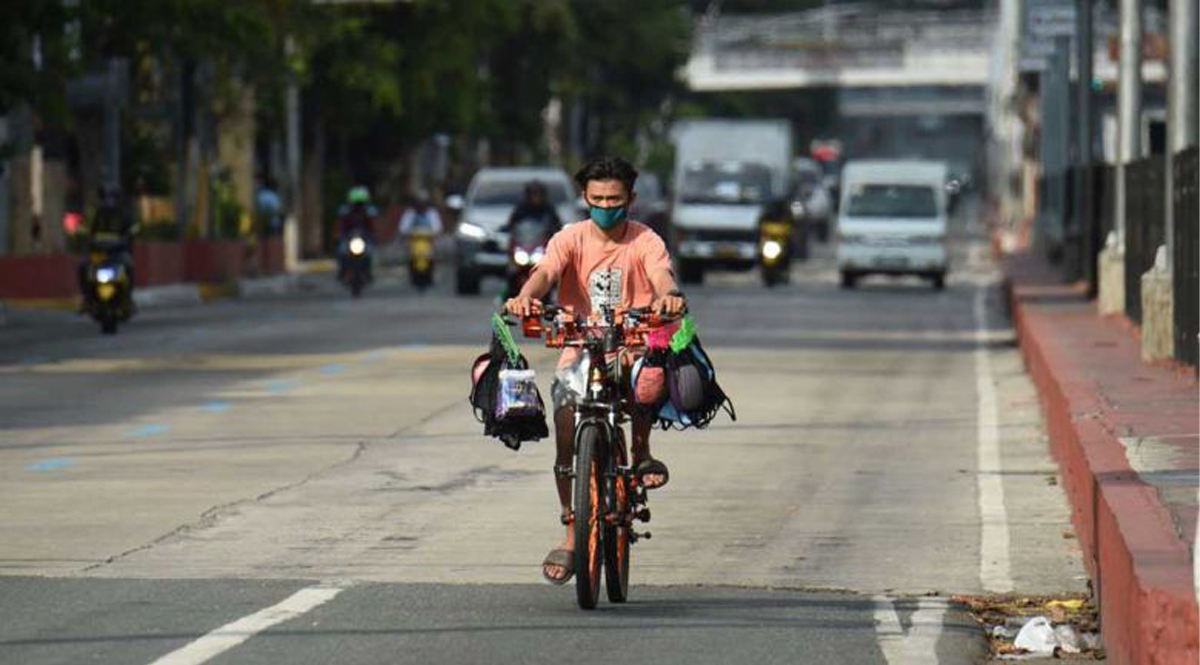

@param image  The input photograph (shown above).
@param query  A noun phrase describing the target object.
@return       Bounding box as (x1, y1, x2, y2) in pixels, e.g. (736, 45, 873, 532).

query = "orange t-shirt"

(532, 220, 673, 368)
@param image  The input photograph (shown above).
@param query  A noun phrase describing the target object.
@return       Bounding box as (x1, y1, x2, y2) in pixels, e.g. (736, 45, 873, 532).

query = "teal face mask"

(589, 205, 628, 230)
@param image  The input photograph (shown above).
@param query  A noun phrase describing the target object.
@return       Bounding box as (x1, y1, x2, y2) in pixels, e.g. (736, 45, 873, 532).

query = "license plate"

(716, 244, 742, 259)
(97, 284, 116, 300)
(874, 256, 909, 268)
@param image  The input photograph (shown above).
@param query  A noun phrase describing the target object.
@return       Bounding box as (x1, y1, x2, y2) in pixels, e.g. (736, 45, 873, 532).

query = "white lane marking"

(874, 596, 951, 663)
(147, 584, 345, 665)
(975, 286, 1013, 593)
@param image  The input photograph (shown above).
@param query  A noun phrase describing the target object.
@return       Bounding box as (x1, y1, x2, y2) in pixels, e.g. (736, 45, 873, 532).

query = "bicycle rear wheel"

(604, 469, 631, 603)
(573, 423, 604, 610)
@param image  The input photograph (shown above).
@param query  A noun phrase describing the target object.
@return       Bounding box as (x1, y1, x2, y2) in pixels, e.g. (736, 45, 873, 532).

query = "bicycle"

(515, 302, 671, 609)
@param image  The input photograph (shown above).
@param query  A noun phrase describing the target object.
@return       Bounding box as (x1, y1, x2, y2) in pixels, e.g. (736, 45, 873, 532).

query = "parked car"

(836, 159, 949, 290)
(452, 167, 579, 295)
(790, 158, 834, 243)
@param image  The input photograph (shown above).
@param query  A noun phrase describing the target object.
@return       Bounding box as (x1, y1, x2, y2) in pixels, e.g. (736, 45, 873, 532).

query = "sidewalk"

(1003, 250, 1198, 665)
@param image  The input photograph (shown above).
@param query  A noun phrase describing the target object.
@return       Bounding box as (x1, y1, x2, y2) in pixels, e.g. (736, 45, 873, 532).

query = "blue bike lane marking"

(201, 401, 231, 414)
(25, 457, 76, 472)
(123, 423, 172, 439)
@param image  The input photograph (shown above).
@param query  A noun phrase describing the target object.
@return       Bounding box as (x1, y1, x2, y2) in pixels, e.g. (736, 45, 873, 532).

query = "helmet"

(524, 180, 546, 200)
(347, 186, 371, 205)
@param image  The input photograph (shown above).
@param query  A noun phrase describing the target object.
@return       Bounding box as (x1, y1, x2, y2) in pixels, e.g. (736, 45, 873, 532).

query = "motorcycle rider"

(397, 189, 444, 236)
(501, 180, 561, 236)
(504, 156, 686, 585)
(337, 186, 376, 281)
(78, 185, 136, 310)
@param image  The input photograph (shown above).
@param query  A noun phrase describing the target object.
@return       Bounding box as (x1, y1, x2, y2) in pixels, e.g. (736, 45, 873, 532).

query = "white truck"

(669, 119, 795, 284)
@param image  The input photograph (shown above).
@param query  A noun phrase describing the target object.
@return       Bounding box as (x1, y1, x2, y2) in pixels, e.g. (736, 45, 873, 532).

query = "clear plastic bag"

(496, 369, 542, 420)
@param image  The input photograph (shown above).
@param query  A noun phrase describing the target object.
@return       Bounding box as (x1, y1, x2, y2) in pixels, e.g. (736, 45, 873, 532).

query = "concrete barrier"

(1005, 252, 1198, 665)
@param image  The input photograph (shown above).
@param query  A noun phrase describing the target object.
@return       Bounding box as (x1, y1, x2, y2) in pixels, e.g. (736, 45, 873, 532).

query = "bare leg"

(630, 412, 665, 488)
(545, 406, 575, 582)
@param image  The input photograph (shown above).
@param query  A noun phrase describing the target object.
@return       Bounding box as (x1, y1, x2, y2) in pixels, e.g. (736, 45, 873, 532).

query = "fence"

(1174, 147, 1199, 367)
(1123, 157, 1166, 325)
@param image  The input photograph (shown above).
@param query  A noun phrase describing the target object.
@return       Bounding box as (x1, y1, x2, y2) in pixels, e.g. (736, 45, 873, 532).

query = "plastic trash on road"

(1012, 616, 1057, 653)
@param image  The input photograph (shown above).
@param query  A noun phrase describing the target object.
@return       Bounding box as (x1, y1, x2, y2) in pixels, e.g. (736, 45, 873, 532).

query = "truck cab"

(669, 119, 795, 285)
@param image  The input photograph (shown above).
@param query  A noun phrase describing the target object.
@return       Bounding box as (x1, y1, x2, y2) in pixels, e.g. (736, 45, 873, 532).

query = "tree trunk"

(301, 104, 325, 258)
(8, 105, 35, 255)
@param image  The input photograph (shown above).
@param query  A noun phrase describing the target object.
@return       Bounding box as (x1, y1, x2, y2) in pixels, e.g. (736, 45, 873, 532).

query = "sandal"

(634, 458, 670, 490)
(542, 548, 574, 585)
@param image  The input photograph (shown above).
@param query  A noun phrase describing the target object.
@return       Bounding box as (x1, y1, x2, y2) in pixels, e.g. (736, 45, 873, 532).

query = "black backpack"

(469, 326, 548, 450)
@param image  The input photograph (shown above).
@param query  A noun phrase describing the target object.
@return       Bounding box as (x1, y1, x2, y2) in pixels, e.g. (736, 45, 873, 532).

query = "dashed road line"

(874, 596, 952, 663)
(200, 401, 231, 413)
(145, 584, 347, 665)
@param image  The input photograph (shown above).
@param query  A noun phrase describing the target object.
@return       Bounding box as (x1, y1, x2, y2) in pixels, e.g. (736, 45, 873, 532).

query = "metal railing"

(1173, 147, 1199, 366)
(1123, 157, 1166, 324)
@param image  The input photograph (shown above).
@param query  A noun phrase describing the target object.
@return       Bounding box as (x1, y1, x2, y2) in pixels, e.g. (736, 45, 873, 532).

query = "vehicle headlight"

(95, 266, 117, 284)
(457, 222, 488, 241)
(349, 237, 367, 255)
(761, 240, 784, 260)
(513, 248, 531, 266)
(530, 248, 546, 264)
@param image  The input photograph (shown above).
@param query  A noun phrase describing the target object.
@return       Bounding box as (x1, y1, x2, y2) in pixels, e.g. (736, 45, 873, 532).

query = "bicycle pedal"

(635, 508, 651, 522)
(632, 530, 651, 541)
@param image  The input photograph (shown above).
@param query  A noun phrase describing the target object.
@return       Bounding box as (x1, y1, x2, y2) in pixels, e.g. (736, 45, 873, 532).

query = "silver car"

(453, 167, 579, 295)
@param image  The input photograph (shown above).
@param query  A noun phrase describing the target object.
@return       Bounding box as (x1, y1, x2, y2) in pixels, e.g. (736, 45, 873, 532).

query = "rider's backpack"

(654, 319, 735, 431)
(469, 318, 548, 450)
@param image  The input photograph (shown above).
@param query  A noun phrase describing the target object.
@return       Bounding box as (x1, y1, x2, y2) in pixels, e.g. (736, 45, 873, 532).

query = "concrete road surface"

(0, 200, 1085, 664)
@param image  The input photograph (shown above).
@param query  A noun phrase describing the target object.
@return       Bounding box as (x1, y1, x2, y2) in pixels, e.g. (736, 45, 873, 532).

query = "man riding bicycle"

(505, 156, 686, 585)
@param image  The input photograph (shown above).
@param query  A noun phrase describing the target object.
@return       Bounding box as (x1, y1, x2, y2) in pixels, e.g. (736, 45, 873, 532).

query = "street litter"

(1014, 616, 1058, 653)
(1054, 624, 1083, 653)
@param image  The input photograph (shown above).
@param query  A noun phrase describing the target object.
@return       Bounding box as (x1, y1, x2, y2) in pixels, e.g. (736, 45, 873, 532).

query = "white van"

(835, 160, 949, 290)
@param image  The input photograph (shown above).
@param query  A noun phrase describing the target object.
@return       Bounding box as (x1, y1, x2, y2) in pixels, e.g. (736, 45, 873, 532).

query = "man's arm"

(642, 235, 686, 316)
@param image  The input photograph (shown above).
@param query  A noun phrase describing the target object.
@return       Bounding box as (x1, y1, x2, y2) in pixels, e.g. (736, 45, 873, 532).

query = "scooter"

(505, 217, 552, 298)
(83, 242, 135, 334)
(408, 230, 435, 290)
(341, 231, 373, 297)
(759, 220, 793, 287)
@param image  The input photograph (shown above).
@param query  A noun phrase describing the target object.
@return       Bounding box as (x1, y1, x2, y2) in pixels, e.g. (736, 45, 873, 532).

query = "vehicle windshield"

(472, 179, 570, 206)
(845, 184, 938, 218)
(680, 162, 773, 205)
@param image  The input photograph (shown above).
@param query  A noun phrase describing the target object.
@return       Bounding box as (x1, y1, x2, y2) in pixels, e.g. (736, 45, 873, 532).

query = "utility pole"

(1166, 0, 1198, 266)
(1100, 0, 1143, 314)
(1114, 0, 1142, 242)
(1074, 0, 1094, 288)
(284, 36, 302, 271)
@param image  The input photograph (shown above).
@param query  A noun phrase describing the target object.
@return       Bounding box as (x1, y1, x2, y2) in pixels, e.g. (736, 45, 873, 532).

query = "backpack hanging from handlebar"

(651, 318, 735, 431)
(468, 314, 549, 450)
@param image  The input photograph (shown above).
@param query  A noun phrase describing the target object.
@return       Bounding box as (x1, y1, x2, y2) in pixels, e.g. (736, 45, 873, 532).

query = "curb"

(1, 274, 306, 326)
(1004, 258, 1198, 665)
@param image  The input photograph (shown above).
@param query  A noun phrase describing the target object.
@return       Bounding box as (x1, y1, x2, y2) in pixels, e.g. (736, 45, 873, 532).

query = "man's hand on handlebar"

(652, 292, 687, 318)
(505, 295, 541, 319)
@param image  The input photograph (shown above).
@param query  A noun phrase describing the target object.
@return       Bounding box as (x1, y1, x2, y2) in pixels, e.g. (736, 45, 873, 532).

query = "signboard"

(1020, 0, 1076, 72)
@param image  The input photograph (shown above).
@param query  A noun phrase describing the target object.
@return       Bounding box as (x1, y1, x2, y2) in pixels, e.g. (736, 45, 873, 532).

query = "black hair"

(574, 156, 638, 195)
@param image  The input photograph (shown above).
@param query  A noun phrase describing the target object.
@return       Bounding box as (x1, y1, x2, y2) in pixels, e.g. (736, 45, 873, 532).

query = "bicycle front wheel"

(573, 423, 604, 610)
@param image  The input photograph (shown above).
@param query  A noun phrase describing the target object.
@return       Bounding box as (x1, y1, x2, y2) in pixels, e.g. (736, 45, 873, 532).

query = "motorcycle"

(759, 219, 793, 287)
(83, 241, 134, 334)
(408, 230, 435, 290)
(505, 217, 553, 298)
(341, 232, 373, 297)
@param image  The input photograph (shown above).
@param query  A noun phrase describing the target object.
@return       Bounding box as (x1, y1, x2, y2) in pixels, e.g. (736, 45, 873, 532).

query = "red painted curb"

(1006, 258, 1198, 665)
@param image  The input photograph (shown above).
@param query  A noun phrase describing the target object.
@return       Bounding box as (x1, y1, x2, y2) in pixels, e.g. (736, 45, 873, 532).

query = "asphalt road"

(0, 198, 1086, 664)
